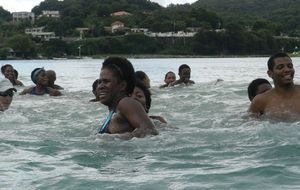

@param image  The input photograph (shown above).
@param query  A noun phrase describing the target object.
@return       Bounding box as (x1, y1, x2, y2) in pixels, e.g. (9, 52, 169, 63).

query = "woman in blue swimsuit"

(20, 68, 61, 96)
(97, 57, 158, 138)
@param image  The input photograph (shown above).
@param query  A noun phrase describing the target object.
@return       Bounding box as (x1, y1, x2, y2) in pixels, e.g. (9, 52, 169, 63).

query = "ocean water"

(1, 57, 300, 190)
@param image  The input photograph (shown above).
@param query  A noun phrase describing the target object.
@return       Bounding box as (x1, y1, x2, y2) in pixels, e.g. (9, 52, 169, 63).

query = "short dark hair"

(1, 64, 13, 74)
(247, 78, 271, 101)
(178, 64, 190, 74)
(165, 71, 175, 79)
(135, 70, 147, 81)
(92, 79, 99, 91)
(102, 57, 135, 95)
(135, 81, 151, 112)
(267, 52, 291, 70)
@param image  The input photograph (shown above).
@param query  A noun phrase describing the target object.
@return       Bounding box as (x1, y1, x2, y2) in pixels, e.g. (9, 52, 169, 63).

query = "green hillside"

(193, 0, 300, 36)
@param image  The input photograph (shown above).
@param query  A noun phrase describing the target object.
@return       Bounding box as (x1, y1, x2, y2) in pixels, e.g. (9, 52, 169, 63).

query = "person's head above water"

(267, 52, 291, 71)
(92, 79, 99, 95)
(132, 81, 151, 113)
(164, 71, 176, 85)
(46, 70, 56, 85)
(89, 79, 100, 102)
(0, 78, 17, 111)
(135, 70, 150, 88)
(178, 64, 191, 82)
(247, 78, 272, 101)
(1, 64, 14, 81)
(98, 57, 135, 106)
(31, 68, 48, 86)
(267, 52, 294, 87)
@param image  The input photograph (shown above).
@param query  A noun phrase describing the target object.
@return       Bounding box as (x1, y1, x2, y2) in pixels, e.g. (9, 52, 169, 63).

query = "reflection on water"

(1, 58, 300, 189)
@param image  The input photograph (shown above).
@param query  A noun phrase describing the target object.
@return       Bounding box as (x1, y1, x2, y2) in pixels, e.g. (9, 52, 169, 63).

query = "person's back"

(249, 53, 300, 119)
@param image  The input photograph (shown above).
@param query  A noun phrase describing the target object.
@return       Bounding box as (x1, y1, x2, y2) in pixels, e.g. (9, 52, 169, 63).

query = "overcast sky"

(0, 0, 196, 12)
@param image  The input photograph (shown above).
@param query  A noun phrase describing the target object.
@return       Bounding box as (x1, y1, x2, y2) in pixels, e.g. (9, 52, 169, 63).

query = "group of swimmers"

(0, 64, 63, 111)
(1, 52, 299, 138)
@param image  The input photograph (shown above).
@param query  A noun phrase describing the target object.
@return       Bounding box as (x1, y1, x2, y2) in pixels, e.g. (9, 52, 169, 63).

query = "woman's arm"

(118, 97, 158, 138)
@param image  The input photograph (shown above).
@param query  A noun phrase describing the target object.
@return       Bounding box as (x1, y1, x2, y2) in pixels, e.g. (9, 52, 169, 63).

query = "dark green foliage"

(0, 7, 11, 22)
(5, 34, 37, 58)
(68, 34, 159, 55)
(193, 0, 300, 36)
(40, 39, 68, 58)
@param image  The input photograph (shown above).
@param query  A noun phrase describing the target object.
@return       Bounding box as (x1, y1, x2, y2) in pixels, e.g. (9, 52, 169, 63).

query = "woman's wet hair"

(135, 81, 151, 113)
(1, 64, 13, 74)
(267, 52, 290, 71)
(102, 57, 135, 95)
(247, 78, 271, 101)
(178, 64, 190, 74)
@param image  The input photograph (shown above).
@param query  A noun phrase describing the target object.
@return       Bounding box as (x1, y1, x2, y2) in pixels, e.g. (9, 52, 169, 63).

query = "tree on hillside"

(6, 34, 36, 58)
(0, 7, 11, 22)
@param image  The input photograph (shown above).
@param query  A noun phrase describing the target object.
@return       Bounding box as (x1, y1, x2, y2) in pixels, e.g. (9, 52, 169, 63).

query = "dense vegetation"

(193, 0, 300, 37)
(0, 0, 299, 59)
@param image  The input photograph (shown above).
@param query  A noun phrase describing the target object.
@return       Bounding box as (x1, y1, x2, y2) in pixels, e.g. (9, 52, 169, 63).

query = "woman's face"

(165, 72, 176, 84)
(132, 87, 147, 111)
(4, 66, 15, 81)
(97, 68, 124, 106)
(37, 71, 49, 86)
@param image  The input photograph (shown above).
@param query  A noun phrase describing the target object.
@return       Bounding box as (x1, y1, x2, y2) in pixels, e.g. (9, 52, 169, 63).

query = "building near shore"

(12, 12, 35, 24)
(40, 10, 60, 18)
(25, 27, 56, 41)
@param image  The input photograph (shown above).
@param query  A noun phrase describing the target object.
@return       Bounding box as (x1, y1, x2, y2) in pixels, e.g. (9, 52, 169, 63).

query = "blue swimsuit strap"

(31, 87, 50, 95)
(99, 109, 115, 134)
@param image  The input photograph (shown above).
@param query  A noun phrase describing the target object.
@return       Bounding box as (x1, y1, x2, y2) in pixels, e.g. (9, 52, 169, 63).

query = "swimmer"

(0, 78, 17, 111)
(247, 78, 272, 101)
(20, 68, 61, 96)
(159, 71, 176, 88)
(132, 81, 167, 123)
(249, 53, 300, 119)
(170, 64, 195, 86)
(135, 70, 150, 88)
(90, 79, 100, 102)
(46, 70, 64, 90)
(1, 64, 23, 86)
(97, 57, 158, 138)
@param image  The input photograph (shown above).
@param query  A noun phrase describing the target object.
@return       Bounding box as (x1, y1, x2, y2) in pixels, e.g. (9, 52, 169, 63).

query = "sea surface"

(1, 57, 300, 190)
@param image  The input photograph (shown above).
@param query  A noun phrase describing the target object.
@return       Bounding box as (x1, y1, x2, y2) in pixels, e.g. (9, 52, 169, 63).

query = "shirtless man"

(97, 57, 158, 138)
(170, 64, 195, 86)
(249, 53, 300, 119)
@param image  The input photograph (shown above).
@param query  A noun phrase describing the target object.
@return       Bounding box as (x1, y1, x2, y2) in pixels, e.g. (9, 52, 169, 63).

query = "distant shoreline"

(3, 53, 299, 60)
